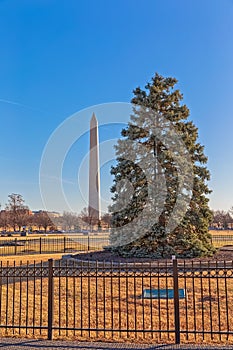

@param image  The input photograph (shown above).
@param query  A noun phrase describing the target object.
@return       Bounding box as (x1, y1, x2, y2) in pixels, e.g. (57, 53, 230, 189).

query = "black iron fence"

(0, 233, 232, 257)
(0, 258, 233, 344)
(0, 235, 109, 256)
(211, 234, 233, 247)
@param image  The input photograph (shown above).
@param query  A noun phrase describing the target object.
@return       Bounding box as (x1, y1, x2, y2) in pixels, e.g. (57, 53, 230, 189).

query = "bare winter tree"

(79, 207, 99, 232)
(212, 210, 233, 229)
(61, 211, 80, 231)
(101, 213, 112, 229)
(5, 193, 30, 231)
(34, 211, 53, 232)
(0, 210, 10, 231)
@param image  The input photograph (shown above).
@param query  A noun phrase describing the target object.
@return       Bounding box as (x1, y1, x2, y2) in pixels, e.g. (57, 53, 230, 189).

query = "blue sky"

(0, 0, 233, 213)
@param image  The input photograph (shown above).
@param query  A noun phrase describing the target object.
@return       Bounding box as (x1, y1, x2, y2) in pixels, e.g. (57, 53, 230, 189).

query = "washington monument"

(89, 113, 101, 221)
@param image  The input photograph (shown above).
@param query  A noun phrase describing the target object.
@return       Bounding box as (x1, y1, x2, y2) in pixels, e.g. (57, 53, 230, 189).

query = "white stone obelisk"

(89, 113, 101, 221)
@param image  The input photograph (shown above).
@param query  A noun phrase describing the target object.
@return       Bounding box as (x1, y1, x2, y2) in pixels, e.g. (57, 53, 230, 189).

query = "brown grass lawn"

(209, 230, 233, 235)
(0, 233, 233, 345)
(0, 258, 233, 344)
(209, 229, 233, 236)
(0, 253, 65, 266)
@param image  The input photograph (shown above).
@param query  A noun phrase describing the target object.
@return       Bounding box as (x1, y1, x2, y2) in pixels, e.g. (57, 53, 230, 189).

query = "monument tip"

(91, 113, 97, 124)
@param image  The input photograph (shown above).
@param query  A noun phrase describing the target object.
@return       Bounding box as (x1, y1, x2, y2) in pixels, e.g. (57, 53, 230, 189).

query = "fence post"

(173, 257, 180, 344)
(14, 238, 17, 255)
(48, 259, 54, 340)
(87, 234, 90, 251)
(64, 237, 66, 253)
(40, 237, 42, 254)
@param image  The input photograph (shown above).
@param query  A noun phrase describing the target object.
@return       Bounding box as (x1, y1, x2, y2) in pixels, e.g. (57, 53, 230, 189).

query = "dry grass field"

(0, 257, 233, 345)
(0, 234, 233, 345)
(209, 229, 233, 235)
(0, 253, 63, 266)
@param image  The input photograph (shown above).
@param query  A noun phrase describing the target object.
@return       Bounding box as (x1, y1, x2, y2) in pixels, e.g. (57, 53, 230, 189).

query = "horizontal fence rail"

(0, 235, 110, 256)
(0, 259, 233, 344)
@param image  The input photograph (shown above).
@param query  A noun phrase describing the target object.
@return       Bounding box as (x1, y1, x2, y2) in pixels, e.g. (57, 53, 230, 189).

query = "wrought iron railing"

(0, 258, 233, 344)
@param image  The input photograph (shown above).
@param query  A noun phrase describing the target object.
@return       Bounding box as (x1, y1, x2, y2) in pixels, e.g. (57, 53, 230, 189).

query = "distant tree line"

(0, 193, 111, 233)
(1, 193, 232, 233)
(211, 208, 233, 229)
(0, 193, 57, 232)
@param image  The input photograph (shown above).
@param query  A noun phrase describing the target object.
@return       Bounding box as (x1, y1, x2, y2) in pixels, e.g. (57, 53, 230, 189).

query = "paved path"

(0, 339, 232, 350)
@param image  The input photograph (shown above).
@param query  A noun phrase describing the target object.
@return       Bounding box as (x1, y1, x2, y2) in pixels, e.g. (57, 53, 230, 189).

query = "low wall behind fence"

(0, 259, 233, 344)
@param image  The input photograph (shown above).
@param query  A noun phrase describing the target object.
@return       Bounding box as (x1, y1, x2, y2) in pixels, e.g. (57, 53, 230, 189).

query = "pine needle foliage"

(109, 73, 215, 258)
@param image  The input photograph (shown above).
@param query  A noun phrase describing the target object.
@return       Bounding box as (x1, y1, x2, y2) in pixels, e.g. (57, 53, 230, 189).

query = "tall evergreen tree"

(109, 73, 215, 258)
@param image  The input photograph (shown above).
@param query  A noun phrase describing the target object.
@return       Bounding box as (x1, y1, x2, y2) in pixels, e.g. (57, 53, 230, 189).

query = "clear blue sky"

(0, 0, 233, 213)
